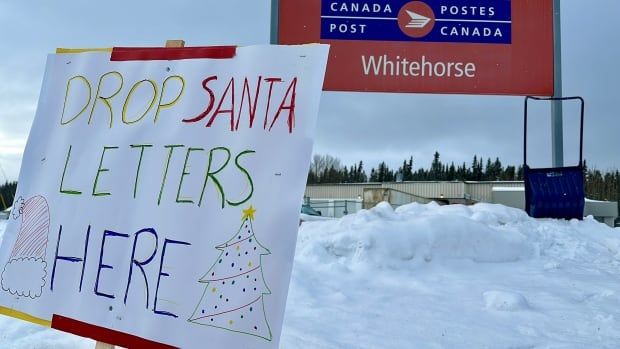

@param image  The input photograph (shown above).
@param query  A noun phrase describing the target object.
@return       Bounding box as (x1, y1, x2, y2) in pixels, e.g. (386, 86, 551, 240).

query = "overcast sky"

(0, 0, 619, 182)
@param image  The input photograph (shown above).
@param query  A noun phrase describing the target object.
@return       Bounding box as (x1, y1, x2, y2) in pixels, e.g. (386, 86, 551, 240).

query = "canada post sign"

(279, 0, 554, 96)
(321, 0, 512, 44)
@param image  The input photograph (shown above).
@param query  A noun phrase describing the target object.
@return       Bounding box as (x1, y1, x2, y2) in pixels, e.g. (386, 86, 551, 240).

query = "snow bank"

(296, 202, 620, 270)
(296, 202, 535, 270)
(283, 201, 620, 348)
(483, 290, 530, 312)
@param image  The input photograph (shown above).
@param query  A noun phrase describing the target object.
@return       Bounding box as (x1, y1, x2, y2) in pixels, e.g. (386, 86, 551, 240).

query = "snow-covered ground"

(1, 202, 620, 348)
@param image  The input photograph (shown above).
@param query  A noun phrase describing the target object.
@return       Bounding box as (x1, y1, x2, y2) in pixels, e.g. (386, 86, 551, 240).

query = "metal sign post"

(551, 0, 564, 167)
(270, 0, 279, 44)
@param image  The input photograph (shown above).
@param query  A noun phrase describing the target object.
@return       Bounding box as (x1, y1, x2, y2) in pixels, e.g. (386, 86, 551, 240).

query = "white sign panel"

(0, 44, 328, 348)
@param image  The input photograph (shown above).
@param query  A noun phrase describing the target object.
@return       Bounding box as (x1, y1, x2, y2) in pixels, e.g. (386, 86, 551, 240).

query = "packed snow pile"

(295, 202, 620, 268)
(1, 203, 620, 348)
(282, 202, 620, 349)
(482, 290, 531, 312)
(296, 202, 535, 268)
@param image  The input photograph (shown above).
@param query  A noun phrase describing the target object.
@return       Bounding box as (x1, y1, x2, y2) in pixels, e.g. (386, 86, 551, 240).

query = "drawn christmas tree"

(189, 206, 272, 340)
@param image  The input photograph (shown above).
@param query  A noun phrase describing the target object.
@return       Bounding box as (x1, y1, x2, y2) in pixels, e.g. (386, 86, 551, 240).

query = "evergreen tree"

(485, 157, 503, 181)
(447, 162, 456, 181)
(430, 152, 442, 180)
(377, 162, 387, 182)
(456, 162, 468, 181)
(471, 155, 483, 181)
(516, 165, 524, 180)
(306, 169, 317, 184)
(415, 168, 428, 181)
(405, 157, 414, 181)
(502, 165, 516, 181)
(305, 153, 618, 196)
(369, 168, 377, 182)
(357, 161, 367, 182)
(0, 181, 17, 210)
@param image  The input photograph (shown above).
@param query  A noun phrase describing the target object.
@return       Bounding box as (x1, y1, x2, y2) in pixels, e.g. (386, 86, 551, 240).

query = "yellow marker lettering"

(155, 75, 185, 123)
(88, 71, 123, 128)
(122, 79, 158, 124)
(60, 76, 92, 125)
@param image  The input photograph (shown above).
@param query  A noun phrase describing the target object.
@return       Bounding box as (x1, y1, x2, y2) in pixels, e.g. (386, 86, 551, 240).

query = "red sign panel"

(278, 0, 554, 95)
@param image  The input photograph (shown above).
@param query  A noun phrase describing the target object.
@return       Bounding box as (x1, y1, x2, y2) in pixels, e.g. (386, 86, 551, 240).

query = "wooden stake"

(94, 342, 115, 349)
(94, 39, 185, 349)
(165, 39, 185, 48)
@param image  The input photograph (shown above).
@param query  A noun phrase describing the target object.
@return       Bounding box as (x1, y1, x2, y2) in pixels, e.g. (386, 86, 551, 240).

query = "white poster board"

(0, 44, 328, 348)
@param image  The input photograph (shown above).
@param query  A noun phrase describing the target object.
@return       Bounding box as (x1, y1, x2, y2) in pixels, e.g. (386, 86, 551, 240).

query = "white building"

(305, 181, 619, 227)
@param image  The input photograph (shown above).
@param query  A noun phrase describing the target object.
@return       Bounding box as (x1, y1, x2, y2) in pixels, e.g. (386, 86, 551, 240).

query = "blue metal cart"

(523, 96, 585, 220)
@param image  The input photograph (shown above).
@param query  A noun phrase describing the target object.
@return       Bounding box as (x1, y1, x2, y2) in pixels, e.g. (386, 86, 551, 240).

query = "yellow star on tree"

(242, 206, 256, 221)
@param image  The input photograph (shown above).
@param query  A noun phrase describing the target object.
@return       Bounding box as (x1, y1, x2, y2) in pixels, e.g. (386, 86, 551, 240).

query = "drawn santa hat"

(1, 195, 51, 299)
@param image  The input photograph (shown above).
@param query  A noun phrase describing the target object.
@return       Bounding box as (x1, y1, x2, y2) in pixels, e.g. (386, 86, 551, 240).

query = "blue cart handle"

(523, 96, 585, 167)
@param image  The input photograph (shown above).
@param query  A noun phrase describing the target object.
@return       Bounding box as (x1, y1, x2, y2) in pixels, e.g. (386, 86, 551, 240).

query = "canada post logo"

(398, 1, 435, 38)
(320, 0, 512, 44)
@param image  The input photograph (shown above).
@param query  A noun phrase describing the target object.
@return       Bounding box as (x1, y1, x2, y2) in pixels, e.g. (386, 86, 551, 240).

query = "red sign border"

(278, 0, 554, 96)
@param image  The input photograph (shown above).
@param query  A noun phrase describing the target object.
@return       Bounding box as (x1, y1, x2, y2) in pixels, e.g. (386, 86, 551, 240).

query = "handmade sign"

(0, 44, 328, 348)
